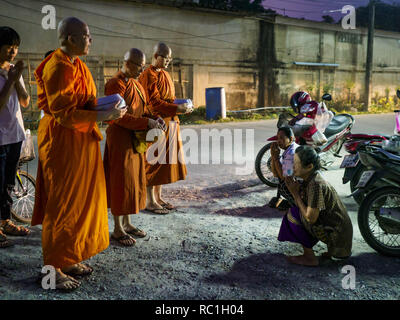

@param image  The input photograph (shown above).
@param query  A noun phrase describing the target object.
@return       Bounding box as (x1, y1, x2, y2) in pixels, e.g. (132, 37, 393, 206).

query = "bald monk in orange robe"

(32, 17, 126, 291)
(103, 48, 165, 246)
(139, 43, 191, 214)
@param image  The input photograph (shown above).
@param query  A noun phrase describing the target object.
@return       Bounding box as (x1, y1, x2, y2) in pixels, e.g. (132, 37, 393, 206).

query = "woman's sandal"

(62, 263, 94, 277)
(0, 230, 12, 249)
(1, 220, 30, 236)
(0, 230, 12, 248)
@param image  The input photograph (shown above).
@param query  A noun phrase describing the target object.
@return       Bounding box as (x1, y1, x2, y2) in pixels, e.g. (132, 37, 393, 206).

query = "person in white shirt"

(269, 126, 299, 210)
(0, 26, 31, 248)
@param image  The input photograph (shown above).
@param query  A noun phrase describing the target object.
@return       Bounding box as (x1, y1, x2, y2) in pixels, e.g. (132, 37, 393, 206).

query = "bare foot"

(55, 270, 81, 291)
(286, 255, 319, 266)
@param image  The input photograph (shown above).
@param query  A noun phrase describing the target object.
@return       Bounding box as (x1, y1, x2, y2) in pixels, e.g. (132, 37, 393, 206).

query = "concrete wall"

(273, 16, 400, 105)
(1, 0, 259, 113)
(2, 0, 400, 117)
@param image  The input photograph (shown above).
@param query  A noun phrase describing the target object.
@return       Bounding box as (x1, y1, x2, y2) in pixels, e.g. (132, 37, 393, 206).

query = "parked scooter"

(255, 93, 354, 187)
(342, 89, 400, 205)
(340, 133, 388, 205)
(351, 139, 400, 256)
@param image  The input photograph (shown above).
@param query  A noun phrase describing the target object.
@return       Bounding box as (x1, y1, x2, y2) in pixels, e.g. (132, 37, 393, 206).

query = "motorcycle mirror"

(322, 93, 332, 101)
(397, 89, 400, 99)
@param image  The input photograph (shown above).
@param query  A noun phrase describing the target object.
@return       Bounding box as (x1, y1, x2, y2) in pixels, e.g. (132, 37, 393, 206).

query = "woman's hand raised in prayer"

(8, 60, 24, 84)
(270, 142, 280, 159)
(96, 101, 127, 122)
(284, 176, 300, 197)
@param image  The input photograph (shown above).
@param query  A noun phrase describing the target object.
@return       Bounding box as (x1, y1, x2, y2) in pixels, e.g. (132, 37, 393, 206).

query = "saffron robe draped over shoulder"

(31, 48, 109, 268)
(138, 65, 187, 186)
(103, 72, 149, 215)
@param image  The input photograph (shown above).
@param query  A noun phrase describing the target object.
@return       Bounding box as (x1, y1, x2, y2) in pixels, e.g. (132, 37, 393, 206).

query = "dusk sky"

(262, 0, 400, 22)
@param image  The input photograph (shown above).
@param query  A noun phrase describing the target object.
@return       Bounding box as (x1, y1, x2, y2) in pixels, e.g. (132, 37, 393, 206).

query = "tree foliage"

(355, 1, 400, 32)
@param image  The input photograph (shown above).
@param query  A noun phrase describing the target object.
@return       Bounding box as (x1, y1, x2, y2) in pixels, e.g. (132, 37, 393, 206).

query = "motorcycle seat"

(380, 148, 400, 162)
(324, 115, 353, 138)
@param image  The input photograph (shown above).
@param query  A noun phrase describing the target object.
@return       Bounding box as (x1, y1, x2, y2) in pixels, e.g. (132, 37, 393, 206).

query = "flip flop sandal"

(126, 227, 147, 238)
(2, 220, 30, 236)
(145, 208, 170, 215)
(111, 234, 136, 247)
(161, 202, 175, 210)
(0, 239, 12, 248)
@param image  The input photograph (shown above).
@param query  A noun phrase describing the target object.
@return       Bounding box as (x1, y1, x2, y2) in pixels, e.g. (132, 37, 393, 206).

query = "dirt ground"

(1, 117, 399, 300)
(1, 170, 400, 300)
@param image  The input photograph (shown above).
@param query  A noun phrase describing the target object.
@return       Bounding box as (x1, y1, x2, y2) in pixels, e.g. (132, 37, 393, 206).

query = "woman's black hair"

(278, 126, 294, 139)
(295, 145, 321, 171)
(0, 27, 20, 48)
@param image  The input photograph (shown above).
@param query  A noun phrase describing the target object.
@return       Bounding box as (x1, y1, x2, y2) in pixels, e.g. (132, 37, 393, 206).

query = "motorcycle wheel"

(255, 143, 280, 187)
(358, 187, 400, 257)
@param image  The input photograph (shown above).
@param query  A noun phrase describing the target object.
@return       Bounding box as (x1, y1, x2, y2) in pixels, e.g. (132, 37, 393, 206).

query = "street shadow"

(204, 251, 400, 293)
(203, 252, 335, 292)
(213, 205, 284, 219)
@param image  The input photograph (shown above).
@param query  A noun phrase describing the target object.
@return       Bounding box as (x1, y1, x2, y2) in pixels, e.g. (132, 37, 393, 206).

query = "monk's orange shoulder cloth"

(138, 65, 178, 118)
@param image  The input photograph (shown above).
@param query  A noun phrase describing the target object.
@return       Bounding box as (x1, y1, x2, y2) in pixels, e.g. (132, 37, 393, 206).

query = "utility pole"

(364, 0, 375, 111)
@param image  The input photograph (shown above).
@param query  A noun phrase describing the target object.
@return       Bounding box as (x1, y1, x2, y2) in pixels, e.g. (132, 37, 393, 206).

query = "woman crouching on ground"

(278, 145, 353, 266)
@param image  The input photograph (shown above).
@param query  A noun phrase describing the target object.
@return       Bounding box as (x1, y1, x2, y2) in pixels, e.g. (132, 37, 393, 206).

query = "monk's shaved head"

(154, 42, 172, 56)
(58, 17, 87, 41)
(124, 48, 145, 62)
(122, 48, 146, 79)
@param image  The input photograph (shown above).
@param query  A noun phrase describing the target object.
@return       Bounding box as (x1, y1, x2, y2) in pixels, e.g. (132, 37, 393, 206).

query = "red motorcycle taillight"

(344, 141, 360, 153)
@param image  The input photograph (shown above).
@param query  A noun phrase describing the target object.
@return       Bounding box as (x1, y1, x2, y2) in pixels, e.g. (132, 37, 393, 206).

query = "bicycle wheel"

(255, 143, 280, 187)
(11, 171, 36, 224)
(358, 187, 400, 257)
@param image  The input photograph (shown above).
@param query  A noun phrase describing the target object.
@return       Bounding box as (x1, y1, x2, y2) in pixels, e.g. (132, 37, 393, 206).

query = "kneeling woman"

(278, 146, 353, 266)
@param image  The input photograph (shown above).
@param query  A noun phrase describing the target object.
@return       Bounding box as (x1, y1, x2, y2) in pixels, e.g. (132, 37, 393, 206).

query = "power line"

(0, 12, 245, 51)
(34, 0, 243, 45)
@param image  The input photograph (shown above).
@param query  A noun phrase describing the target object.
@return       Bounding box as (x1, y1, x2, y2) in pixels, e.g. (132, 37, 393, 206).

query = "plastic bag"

(19, 129, 35, 162)
(315, 102, 333, 132)
(311, 129, 328, 146)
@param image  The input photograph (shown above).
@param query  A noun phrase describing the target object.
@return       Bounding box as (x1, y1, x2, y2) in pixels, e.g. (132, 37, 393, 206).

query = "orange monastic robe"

(138, 65, 187, 186)
(31, 48, 109, 268)
(103, 72, 150, 215)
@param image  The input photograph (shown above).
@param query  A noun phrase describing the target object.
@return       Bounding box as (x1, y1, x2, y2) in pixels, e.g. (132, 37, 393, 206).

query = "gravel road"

(0, 114, 399, 300)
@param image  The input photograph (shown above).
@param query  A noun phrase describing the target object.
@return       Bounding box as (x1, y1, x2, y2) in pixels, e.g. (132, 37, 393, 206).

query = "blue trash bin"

(205, 87, 226, 120)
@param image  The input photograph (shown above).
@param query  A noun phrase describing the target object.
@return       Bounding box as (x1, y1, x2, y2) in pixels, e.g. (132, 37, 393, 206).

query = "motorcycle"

(350, 138, 400, 257)
(255, 94, 355, 187)
(340, 133, 388, 205)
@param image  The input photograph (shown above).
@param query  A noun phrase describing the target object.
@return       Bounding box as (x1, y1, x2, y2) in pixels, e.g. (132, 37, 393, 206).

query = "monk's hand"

(176, 103, 189, 114)
(148, 118, 165, 131)
(285, 176, 300, 196)
(8, 60, 24, 83)
(96, 102, 127, 122)
(156, 117, 167, 131)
